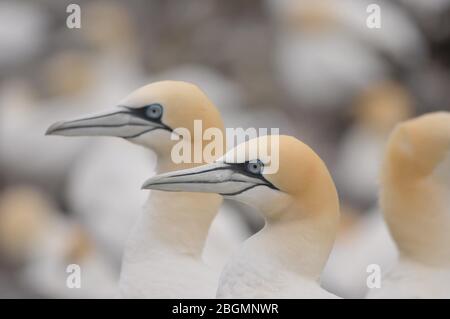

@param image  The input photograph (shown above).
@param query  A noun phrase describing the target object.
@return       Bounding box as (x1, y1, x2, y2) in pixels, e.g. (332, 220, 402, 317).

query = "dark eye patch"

(226, 161, 278, 190)
(123, 105, 172, 132)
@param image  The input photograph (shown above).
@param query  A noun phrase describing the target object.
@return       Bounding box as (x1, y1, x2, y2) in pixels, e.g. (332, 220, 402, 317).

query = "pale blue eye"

(247, 159, 263, 174)
(145, 104, 163, 119)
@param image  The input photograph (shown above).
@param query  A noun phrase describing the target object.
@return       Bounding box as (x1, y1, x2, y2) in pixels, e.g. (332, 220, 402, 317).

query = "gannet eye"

(145, 104, 163, 119)
(246, 159, 264, 175)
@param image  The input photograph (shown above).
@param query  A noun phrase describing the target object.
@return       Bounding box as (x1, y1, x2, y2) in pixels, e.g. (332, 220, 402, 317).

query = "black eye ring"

(246, 159, 264, 175)
(145, 104, 163, 119)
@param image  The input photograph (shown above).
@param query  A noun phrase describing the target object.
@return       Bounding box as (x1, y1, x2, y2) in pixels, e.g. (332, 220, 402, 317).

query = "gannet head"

(46, 81, 224, 157)
(382, 111, 450, 266)
(142, 135, 340, 222)
(384, 112, 450, 181)
(353, 81, 412, 135)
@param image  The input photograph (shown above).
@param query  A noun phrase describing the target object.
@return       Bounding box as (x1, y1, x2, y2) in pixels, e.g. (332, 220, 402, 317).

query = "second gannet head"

(382, 111, 450, 266)
(46, 81, 225, 166)
(142, 135, 340, 275)
(143, 135, 339, 221)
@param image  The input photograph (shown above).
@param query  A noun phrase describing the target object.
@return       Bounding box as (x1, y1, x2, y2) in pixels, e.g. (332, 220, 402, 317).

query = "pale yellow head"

(383, 112, 450, 181)
(46, 81, 225, 167)
(143, 135, 340, 223)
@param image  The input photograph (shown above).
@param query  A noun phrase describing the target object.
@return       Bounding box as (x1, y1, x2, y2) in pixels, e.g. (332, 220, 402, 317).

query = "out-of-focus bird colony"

(0, 0, 449, 298)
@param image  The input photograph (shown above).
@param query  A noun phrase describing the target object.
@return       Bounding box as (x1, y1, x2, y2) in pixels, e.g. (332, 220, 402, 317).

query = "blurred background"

(0, 0, 449, 298)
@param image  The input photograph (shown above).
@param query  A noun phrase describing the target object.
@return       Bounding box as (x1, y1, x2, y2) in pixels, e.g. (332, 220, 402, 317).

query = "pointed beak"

(141, 162, 278, 196)
(45, 107, 170, 138)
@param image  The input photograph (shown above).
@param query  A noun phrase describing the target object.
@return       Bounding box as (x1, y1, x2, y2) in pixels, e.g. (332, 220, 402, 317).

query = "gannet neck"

(381, 165, 450, 267)
(119, 189, 222, 297)
(381, 114, 450, 267)
(216, 188, 339, 298)
(146, 190, 221, 256)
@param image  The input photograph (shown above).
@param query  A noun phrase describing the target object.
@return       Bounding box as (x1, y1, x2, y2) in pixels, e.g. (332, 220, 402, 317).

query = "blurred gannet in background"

(0, 31, 139, 194)
(143, 135, 341, 298)
(266, 0, 425, 109)
(367, 112, 450, 298)
(0, 186, 116, 298)
(0, 77, 93, 193)
(322, 205, 397, 298)
(0, 1, 48, 69)
(65, 139, 152, 263)
(322, 82, 413, 297)
(336, 81, 413, 205)
(156, 65, 298, 136)
(47, 81, 247, 298)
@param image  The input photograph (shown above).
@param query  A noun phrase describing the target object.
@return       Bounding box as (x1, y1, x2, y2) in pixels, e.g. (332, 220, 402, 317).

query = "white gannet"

(46, 81, 237, 298)
(366, 112, 450, 298)
(142, 135, 341, 298)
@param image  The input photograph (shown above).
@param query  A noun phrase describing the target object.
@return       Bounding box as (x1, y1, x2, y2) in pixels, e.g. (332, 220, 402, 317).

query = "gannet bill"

(142, 135, 341, 298)
(47, 81, 234, 298)
(366, 112, 450, 298)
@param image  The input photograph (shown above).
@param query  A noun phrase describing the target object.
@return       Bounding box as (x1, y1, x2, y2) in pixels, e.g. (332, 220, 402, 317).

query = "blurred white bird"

(65, 139, 153, 262)
(0, 186, 117, 298)
(321, 206, 397, 298)
(367, 112, 450, 298)
(0, 79, 93, 193)
(0, 1, 48, 69)
(336, 81, 413, 205)
(143, 135, 341, 298)
(323, 82, 413, 297)
(266, 0, 425, 109)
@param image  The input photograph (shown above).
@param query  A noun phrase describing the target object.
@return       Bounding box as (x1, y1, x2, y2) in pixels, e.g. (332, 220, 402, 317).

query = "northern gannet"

(366, 112, 450, 298)
(142, 135, 341, 298)
(46, 81, 234, 298)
